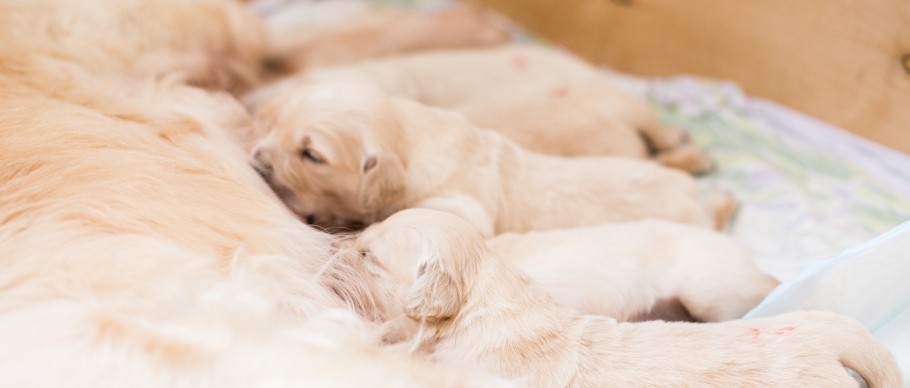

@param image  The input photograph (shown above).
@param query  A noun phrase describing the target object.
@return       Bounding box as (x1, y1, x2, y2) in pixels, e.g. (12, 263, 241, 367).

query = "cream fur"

(342, 209, 902, 388)
(0, 0, 269, 94)
(487, 220, 780, 322)
(247, 45, 711, 173)
(253, 82, 730, 236)
(328, 218, 779, 326)
(0, 0, 511, 97)
(0, 3, 511, 381)
(264, 4, 510, 73)
(0, 72, 510, 387)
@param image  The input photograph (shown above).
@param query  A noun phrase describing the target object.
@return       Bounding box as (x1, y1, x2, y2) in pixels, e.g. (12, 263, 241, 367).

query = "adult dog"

(252, 82, 734, 236)
(335, 209, 902, 387)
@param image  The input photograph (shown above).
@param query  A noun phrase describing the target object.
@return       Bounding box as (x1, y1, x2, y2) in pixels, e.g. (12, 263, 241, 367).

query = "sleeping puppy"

(247, 45, 710, 174)
(487, 220, 780, 322)
(339, 209, 902, 388)
(329, 216, 778, 324)
(251, 82, 735, 236)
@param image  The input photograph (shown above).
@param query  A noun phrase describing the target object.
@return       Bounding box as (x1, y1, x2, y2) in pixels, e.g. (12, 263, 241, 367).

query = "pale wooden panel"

(474, 0, 910, 155)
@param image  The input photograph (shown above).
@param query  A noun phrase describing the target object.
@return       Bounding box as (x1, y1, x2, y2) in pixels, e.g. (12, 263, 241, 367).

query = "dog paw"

(653, 144, 714, 175)
(704, 190, 738, 231)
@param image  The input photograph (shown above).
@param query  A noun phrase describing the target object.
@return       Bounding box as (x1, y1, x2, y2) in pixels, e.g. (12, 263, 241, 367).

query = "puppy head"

(336, 209, 488, 326)
(251, 82, 408, 228)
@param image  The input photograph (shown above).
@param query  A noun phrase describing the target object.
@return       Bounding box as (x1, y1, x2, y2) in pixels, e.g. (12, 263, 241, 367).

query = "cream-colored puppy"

(247, 45, 710, 173)
(339, 209, 902, 387)
(252, 82, 734, 236)
(487, 220, 780, 322)
(329, 217, 778, 324)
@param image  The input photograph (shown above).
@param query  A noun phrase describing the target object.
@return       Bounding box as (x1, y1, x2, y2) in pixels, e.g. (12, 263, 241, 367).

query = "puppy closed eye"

(361, 251, 389, 273)
(300, 148, 325, 164)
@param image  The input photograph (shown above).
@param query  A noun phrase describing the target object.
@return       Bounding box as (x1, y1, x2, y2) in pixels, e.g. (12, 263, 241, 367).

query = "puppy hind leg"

(702, 190, 738, 231)
(654, 144, 714, 175)
(633, 118, 713, 175)
(631, 108, 714, 175)
(637, 121, 687, 153)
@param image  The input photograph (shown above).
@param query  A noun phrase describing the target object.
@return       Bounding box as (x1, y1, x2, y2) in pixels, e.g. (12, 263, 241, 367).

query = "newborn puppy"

(340, 209, 902, 388)
(252, 82, 734, 236)
(487, 220, 780, 322)
(329, 216, 778, 324)
(248, 46, 710, 173)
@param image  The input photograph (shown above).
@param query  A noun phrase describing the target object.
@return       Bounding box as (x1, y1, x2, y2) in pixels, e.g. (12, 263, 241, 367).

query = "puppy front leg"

(415, 196, 496, 238)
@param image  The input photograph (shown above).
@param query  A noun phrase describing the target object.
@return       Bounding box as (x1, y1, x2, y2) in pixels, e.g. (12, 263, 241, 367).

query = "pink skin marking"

(773, 326, 797, 335)
(512, 55, 527, 69)
(550, 87, 569, 98)
(748, 326, 797, 342)
(748, 328, 761, 341)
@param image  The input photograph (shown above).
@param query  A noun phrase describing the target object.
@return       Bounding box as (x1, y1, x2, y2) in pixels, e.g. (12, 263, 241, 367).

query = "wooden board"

(474, 0, 910, 155)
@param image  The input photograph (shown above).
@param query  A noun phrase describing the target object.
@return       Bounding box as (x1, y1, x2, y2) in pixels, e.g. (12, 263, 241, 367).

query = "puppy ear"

(251, 100, 280, 138)
(404, 259, 462, 322)
(358, 153, 406, 211)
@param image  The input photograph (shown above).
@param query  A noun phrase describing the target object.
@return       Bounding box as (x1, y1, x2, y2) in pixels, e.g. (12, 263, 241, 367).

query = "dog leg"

(654, 144, 714, 175)
(702, 190, 738, 231)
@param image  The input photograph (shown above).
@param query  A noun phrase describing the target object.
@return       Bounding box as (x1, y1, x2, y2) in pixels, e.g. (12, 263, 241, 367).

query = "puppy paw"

(704, 190, 738, 231)
(653, 144, 714, 175)
(405, 260, 462, 322)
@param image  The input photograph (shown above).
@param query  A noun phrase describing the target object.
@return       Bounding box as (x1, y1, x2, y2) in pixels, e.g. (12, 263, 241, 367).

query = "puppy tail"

(832, 316, 902, 388)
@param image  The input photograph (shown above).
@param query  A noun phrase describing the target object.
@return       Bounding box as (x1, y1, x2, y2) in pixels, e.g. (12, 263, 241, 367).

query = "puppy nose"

(251, 147, 267, 165)
(304, 214, 316, 224)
